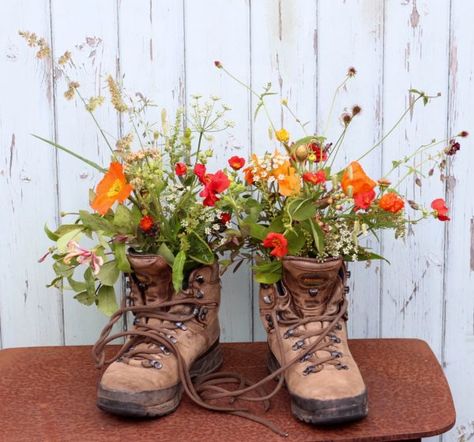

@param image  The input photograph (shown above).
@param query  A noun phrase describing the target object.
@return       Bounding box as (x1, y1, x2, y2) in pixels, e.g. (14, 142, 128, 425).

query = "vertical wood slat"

(184, 0, 253, 342)
(316, 0, 384, 339)
(381, 0, 450, 358)
(50, 0, 121, 344)
(250, 0, 318, 340)
(0, 0, 64, 347)
(442, 0, 474, 439)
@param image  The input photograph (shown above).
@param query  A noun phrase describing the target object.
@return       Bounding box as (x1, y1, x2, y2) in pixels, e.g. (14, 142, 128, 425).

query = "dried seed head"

(347, 67, 357, 77)
(459, 130, 469, 138)
(342, 113, 352, 126)
(214, 60, 223, 69)
(408, 200, 420, 210)
(294, 145, 309, 162)
(352, 105, 362, 116)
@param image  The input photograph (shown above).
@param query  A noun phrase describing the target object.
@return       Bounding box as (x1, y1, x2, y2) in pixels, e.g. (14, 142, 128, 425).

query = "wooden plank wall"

(0, 1, 472, 439)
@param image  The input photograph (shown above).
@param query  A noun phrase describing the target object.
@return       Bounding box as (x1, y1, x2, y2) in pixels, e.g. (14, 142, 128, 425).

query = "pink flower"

(63, 241, 104, 275)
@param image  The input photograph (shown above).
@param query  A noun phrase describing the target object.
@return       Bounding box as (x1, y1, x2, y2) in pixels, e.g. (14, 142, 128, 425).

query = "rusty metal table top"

(0, 339, 455, 442)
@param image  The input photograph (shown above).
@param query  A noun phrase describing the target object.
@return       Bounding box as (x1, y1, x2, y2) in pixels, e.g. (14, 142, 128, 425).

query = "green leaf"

(188, 231, 215, 265)
(46, 276, 63, 289)
(113, 205, 132, 229)
(308, 219, 325, 254)
(356, 249, 390, 264)
(243, 221, 268, 241)
(158, 243, 175, 265)
(67, 277, 87, 292)
(32, 134, 106, 172)
(268, 216, 285, 233)
(44, 224, 59, 241)
(79, 210, 115, 234)
(74, 290, 95, 306)
(56, 227, 84, 253)
(53, 261, 74, 278)
(286, 228, 306, 255)
(253, 260, 282, 284)
(96, 260, 120, 286)
(97, 285, 118, 316)
(113, 242, 132, 273)
(84, 267, 96, 297)
(172, 251, 186, 292)
(287, 197, 317, 222)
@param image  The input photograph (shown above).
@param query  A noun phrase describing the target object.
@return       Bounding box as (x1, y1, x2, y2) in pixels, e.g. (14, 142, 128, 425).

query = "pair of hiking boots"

(92, 252, 368, 431)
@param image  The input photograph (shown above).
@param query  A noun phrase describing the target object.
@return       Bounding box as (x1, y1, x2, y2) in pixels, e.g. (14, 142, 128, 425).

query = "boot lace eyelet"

(303, 365, 318, 376)
(336, 363, 349, 370)
(329, 335, 341, 344)
(283, 329, 294, 339)
(196, 274, 205, 284)
(195, 290, 204, 299)
(331, 351, 342, 358)
(151, 360, 163, 369)
(175, 321, 187, 331)
(292, 340, 305, 351)
(299, 352, 314, 363)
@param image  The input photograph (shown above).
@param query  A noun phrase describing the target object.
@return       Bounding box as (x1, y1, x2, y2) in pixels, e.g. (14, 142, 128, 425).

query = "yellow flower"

(275, 128, 290, 143)
(106, 75, 128, 112)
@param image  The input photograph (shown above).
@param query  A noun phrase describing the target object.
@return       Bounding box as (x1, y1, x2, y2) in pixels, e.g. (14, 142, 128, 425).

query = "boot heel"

(190, 341, 223, 378)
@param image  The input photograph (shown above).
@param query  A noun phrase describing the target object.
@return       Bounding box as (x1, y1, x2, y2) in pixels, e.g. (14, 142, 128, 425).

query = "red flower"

(220, 212, 231, 224)
(354, 189, 376, 210)
(175, 162, 187, 176)
(198, 169, 230, 207)
(139, 215, 155, 232)
(309, 143, 328, 162)
(303, 170, 326, 185)
(228, 156, 245, 170)
(262, 232, 288, 258)
(431, 198, 450, 221)
(194, 164, 207, 183)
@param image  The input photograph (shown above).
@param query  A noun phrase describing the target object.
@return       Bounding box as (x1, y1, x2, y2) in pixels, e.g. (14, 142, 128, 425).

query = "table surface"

(0, 339, 455, 442)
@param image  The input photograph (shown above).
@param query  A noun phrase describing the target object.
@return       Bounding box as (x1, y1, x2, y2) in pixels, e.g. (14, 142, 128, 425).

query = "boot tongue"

(128, 252, 173, 304)
(282, 257, 344, 317)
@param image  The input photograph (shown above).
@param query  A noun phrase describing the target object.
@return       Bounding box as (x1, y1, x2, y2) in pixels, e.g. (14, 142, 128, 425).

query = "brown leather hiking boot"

(259, 256, 368, 424)
(93, 251, 222, 417)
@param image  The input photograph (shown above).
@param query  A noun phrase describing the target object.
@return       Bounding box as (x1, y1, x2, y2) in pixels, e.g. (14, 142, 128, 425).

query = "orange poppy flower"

(91, 162, 133, 215)
(341, 161, 376, 196)
(379, 192, 405, 213)
(272, 160, 301, 196)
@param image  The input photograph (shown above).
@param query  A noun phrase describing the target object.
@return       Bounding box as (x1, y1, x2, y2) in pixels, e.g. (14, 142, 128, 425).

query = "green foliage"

(172, 251, 186, 292)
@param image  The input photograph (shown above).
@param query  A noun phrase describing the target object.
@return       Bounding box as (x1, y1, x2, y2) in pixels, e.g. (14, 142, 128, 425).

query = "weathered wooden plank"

(0, 1, 64, 347)
(184, 0, 253, 342)
(442, 0, 474, 439)
(381, 0, 450, 357)
(50, 0, 121, 344)
(317, 0, 384, 339)
(250, 0, 318, 340)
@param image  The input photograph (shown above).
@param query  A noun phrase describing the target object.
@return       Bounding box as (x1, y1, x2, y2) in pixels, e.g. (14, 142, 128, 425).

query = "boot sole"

(97, 340, 223, 418)
(267, 351, 368, 425)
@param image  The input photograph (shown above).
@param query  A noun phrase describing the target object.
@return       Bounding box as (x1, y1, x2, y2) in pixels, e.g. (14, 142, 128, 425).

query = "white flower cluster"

(324, 220, 359, 259)
(249, 151, 289, 183)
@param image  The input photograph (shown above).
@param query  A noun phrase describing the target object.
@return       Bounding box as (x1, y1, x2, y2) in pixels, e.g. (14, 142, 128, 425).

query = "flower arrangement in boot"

(21, 35, 258, 422)
(217, 61, 467, 424)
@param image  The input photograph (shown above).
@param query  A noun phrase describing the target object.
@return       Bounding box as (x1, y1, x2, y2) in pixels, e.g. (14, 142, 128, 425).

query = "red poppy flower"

(228, 156, 245, 170)
(175, 162, 187, 176)
(354, 189, 376, 210)
(303, 170, 326, 185)
(194, 164, 207, 184)
(220, 212, 231, 224)
(262, 232, 288, 258)
(309, 143, 328, 162)
(197, 168, 230, 207)
(139, 215, 155, 232)
(431, 198, 450, 221)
